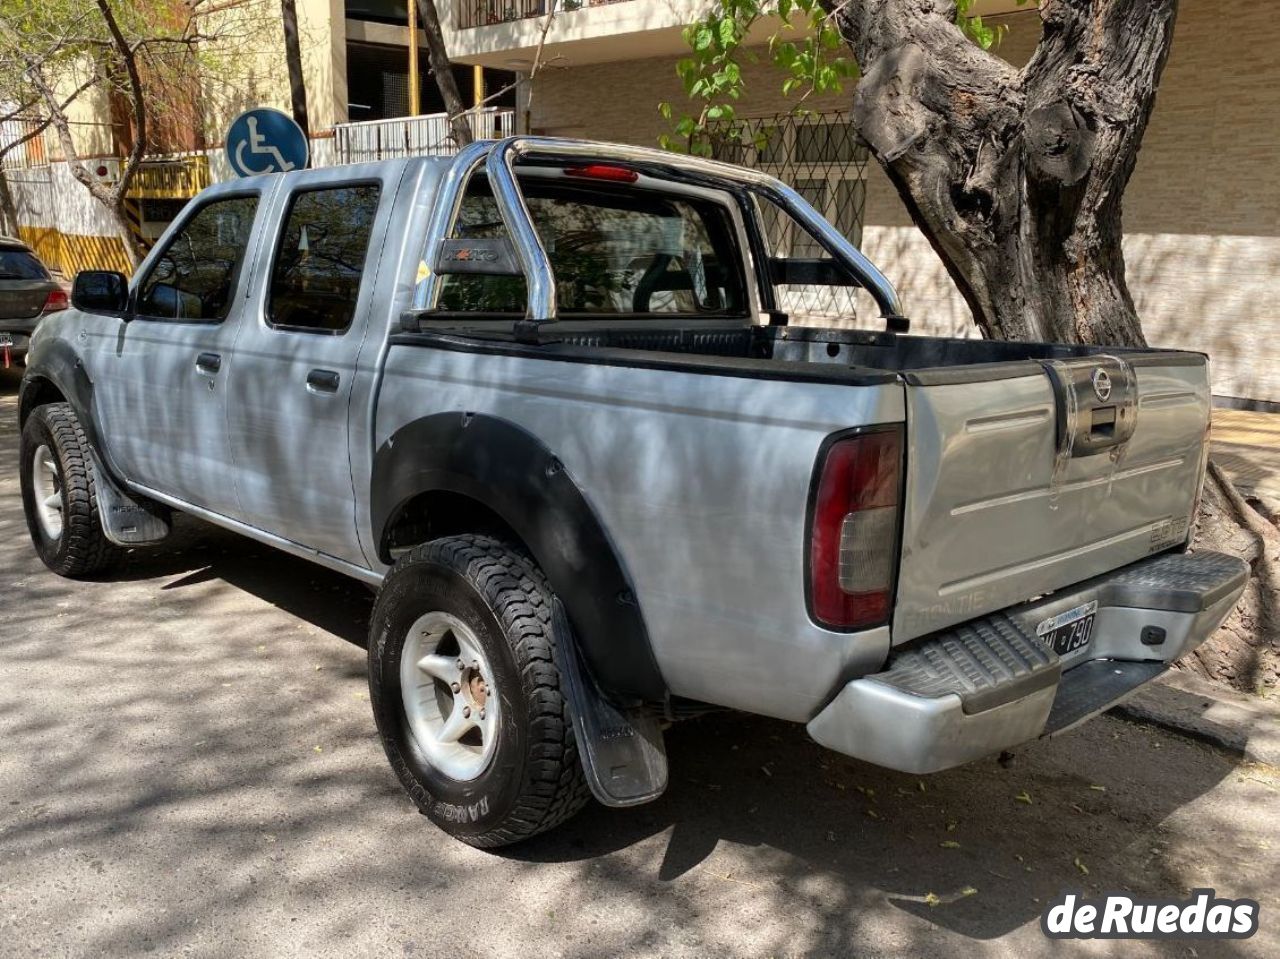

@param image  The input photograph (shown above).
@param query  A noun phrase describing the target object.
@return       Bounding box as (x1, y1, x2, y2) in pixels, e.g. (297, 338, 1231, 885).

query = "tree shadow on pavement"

(2, 368, 1273, 959)
(503, 708, 1253, 948)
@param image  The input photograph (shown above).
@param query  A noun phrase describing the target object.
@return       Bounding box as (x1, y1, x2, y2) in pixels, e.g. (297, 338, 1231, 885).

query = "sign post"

(226, 107, 310, 178)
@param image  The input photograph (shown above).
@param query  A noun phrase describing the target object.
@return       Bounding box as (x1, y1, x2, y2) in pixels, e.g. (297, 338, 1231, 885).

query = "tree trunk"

(281, 0, 311, 138)
(0, 169, 18, 237)
(829, 0, 1176, 348)
(415, 0, 474, 146)
(829, 0, 1277, 692)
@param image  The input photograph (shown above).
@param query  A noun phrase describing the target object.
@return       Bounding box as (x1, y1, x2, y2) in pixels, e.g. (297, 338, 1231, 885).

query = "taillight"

(807, 426, 903, 630)
(43, 289, 68, 313)
(564, 164, 639, 183)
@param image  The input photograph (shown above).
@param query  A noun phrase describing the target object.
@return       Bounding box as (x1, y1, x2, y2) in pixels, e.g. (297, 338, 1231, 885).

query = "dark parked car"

(0, 237, 65, 367)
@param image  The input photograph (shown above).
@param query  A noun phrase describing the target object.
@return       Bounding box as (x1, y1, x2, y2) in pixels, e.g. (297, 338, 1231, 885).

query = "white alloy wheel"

(400, 611, 500, 781)
(31, 444, 63, 540)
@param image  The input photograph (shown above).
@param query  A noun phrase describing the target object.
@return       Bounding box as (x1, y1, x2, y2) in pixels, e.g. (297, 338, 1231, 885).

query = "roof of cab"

(203, 154, 451, 196)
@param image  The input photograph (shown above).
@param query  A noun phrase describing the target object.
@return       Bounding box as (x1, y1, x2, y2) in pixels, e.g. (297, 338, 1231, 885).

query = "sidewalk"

(1116, 670, 1280, 767)
(1212, 407, 1280, 505)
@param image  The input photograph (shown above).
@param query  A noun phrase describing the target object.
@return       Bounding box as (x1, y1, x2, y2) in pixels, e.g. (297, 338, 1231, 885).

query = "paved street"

(1, 366, 1277, 958)
(1212, 409, 1280, 508)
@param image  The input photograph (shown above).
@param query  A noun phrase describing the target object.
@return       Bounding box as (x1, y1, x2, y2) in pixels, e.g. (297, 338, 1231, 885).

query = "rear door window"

(438, 181, 747, 317)
(267, 184, 382, 333)
(0, 250, 50, 280)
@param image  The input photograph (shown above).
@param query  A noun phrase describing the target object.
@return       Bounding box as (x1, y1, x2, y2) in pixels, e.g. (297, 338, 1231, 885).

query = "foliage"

(659, 0, 1018, 155)
(0, 1, 285, 265)
(0, 1, 283, 153)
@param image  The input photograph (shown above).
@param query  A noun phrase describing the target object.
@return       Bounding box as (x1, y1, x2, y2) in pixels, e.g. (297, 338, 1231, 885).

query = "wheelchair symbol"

(235, 116, 296, 175)
(226, 108, 307, 178)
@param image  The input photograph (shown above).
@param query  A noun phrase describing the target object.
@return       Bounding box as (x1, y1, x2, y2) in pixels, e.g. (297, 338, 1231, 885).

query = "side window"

(137, 195, 258, 322)
(267, 184, 382, 333)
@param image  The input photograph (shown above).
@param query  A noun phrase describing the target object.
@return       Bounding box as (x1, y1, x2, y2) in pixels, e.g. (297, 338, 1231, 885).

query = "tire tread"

(374, 534, 590, 847)
(23, 403, 121, 576)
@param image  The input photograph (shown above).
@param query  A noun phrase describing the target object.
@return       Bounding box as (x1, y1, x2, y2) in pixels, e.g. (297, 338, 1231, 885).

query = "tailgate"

(893, 353, 1210, 642)
(0, 280, 51, 321)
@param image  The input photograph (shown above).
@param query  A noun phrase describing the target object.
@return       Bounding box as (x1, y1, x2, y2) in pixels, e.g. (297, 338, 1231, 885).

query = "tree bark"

(0, 169, 18, 237)
(415, 0, 473, 146)
(281, 0, 310, 138)
(828, 0, 1276, 693)
(828, 0, 1178, 348)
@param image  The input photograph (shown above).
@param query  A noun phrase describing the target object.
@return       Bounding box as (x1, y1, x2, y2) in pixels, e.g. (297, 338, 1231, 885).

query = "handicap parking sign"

(226, 107, 309, 178)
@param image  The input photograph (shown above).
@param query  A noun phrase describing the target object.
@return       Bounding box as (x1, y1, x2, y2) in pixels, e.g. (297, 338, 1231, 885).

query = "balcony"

(333, 108, 517, 165)
(446, 0, 707, 68)
(445, 0, 1036, 69)
(457, 0, 630, 30)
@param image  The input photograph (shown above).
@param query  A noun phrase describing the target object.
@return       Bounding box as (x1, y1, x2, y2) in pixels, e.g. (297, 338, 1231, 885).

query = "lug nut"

(463, 706, 472, 718)
(456, 659, 464, 670)
(479, 709, 486, 720)
(451, 682, 460, 693)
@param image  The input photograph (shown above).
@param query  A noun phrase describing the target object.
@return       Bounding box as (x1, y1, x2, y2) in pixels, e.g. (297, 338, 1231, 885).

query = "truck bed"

(391, 320, 1209, 649)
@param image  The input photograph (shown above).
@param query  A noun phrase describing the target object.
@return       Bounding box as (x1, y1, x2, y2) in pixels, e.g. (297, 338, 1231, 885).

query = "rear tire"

(20, 403, 121, 577)
(368, 535, 590, 847)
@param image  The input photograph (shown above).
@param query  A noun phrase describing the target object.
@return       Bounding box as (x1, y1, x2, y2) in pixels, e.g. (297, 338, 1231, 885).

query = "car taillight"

(43, 289, 68, 312)
(807, 426, 903, 630)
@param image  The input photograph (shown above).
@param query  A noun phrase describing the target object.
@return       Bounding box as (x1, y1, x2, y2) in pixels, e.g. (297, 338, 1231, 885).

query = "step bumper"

(806, 551, 1248, 774)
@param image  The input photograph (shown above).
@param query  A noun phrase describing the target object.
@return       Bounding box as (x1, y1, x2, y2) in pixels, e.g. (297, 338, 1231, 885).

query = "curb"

(1111, 669, 1280, 766)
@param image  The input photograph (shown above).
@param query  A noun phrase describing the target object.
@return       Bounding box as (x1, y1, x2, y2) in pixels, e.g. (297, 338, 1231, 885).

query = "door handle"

(306, 369, 341, 393)
(195, 352, 221, 374)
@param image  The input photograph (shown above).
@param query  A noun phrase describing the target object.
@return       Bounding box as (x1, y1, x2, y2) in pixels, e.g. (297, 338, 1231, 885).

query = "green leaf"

(718, 16, 739, 47)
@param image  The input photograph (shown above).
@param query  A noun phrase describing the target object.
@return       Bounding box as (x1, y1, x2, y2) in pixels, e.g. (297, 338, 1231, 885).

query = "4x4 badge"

(1092, 368, 1113, 402)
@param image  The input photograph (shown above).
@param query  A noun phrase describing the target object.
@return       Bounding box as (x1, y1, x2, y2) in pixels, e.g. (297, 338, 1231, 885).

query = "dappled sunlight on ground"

(1, 368, 1277, 957)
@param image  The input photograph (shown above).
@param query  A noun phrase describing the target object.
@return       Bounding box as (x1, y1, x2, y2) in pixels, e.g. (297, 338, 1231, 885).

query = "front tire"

(368, 535, 590, 847)
(20, 403, 121, 577)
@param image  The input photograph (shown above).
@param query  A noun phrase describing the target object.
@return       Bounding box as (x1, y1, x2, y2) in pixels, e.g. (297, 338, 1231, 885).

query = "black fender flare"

(370, 412, 667, 703)
(20, 338, 97, 435)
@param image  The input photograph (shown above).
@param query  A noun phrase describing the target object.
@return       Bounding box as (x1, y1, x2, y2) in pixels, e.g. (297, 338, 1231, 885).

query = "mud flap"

(89, 450, 171, 546)
(550, 599, 668, 807)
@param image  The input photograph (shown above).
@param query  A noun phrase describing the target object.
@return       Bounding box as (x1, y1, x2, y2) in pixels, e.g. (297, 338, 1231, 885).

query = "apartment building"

(2, 0, 1277, 406)
(440, 0, 1280, 408)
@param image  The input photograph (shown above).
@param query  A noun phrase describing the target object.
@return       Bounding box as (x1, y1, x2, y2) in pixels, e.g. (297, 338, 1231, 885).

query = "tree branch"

(415, 0, 473, 146)
(96, 0, 146, 205)
(0, 74, 100, 162)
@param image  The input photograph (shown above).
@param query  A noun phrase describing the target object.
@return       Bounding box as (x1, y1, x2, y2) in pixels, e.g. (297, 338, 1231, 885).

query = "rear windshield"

(0, 249, 49, 280)
(437, 179, 748, 318)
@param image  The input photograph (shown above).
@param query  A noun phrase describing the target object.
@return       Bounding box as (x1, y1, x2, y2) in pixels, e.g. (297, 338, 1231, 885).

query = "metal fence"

(334, 108, 517, 165)
(456, 0, 630, 30)
(0, 117, 45, 171)
(708, 112, 872, 321)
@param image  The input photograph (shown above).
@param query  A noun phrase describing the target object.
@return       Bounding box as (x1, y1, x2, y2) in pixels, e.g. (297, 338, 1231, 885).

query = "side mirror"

(71, 270, 130, 316)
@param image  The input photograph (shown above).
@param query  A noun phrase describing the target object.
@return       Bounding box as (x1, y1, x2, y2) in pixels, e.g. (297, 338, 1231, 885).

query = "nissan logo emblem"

(1092, 368, 1113, 402)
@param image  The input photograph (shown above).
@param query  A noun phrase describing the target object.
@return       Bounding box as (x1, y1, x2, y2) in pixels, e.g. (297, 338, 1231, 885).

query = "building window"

(710, 113, 871, 322)
(346, 41, 515, 122)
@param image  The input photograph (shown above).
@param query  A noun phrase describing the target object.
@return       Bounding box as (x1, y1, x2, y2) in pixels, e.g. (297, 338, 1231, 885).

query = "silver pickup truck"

(18, 137, 1247, 847)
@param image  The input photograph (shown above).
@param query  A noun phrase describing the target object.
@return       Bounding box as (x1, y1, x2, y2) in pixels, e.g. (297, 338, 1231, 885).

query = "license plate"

(1036, 601, 1097, 656)
(0, 334, 11, 347)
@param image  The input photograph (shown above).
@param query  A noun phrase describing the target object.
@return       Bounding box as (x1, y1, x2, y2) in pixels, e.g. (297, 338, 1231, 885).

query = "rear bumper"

(0, 317, 39, 357)
(806, 551, 1247, 774)
(0, 330, 32, 356)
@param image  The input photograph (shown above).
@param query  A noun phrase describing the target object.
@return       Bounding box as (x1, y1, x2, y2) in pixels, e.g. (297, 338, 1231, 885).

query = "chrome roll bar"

(415, 136, 906, 330)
